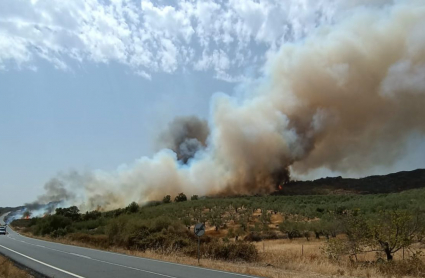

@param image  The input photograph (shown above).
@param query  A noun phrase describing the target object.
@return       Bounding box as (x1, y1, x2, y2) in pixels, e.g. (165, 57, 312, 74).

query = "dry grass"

(0, 255, 33, 278)
(16, 229, 329, 278)
(253, 238, 425, 278)
(14, 227, 425, 278)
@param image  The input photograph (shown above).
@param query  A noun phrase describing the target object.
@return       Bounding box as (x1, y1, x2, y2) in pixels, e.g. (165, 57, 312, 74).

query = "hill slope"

(273, 169, 425, 195)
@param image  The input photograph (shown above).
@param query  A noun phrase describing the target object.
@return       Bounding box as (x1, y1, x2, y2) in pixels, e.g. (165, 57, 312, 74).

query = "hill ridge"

(273, 168, 425, 195)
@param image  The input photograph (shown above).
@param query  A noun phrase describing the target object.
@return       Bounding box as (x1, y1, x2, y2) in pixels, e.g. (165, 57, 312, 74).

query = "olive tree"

(368, 210, 425, 261)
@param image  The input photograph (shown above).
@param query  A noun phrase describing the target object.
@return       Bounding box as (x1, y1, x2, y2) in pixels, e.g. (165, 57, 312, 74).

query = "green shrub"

(174, 193, 187, 203)
(243, 232, 262, 242)
(82, 210, 102, 221)
(202, 240, 258, 262)
(163, 195, 171, 204)
(126, 202, 139, 213)
(68, 233, 110, 249)
(33, 215, 72, 236)
(51, 228, 67, 238)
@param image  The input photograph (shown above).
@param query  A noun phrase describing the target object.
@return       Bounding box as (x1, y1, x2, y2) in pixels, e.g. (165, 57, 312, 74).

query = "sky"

(1, 0, 425, 207)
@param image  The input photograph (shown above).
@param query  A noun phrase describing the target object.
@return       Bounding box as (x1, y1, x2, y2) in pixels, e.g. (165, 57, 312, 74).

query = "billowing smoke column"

(157, 116, 210, 164)
(37, 0, 425, 211)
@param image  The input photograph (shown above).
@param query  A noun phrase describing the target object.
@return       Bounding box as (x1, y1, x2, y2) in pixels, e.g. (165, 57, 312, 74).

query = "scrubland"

(11, 188, 425, 277)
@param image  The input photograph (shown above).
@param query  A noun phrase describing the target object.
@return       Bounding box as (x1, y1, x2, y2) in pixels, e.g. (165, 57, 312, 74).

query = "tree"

(299, 222, 312, 241)
(231, 201, 241, 213)
(279, 221, 301, 240)
(368, 210, 425, 261)
(191, 195, 198, 201)
(209, 208, 223, 231)
(310, 221, 322, 239)
(34, 215, 72, 236)
(163, 195, 171, 204)
(321, 215, 340, 239)
(259, 209, 271, 229)
(174, 193, 187, 203)
(326, 210, 425, 261)
(55, 206, 80, 221)
(126, 202, 139, 213)
(182, 217, 192, 230)
(83, 210, 101, 221)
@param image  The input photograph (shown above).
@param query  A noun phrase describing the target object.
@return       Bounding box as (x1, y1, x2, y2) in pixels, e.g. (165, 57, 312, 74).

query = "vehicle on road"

(0, 226, 6, 235)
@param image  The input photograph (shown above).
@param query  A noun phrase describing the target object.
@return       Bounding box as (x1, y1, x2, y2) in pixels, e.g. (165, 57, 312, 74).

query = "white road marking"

(70, 253, 91, 259)
(5, 235, 178, 278)
(1, 213, 259, 278)
(7, 235, 259, 278)
(13, 235, 258, 277)
(0, 244, 85, 278)
(87, 257, 178, 278)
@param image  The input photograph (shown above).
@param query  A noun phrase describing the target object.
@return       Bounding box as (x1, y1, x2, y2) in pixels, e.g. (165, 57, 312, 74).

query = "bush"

(103, 214, 256, 262)
(33, 215, 72, 236)
(126, 202, 139, 213)
(163, 195, 171, 204)
(105, 215, 187, 250)
(51, 228, 67, 238)
(55, 206, 80, 221)
(261, 231, 280, 240)
(68, 233, 110, 249)
(201, 241, 258, 262)
(72, 219, 106, 231)
(175, 193, 187, 203)
(10, 219, 34, 228)
(243, 232, 262, 242)
(82, 210, 102, 221)
(377, 252, 425, 277)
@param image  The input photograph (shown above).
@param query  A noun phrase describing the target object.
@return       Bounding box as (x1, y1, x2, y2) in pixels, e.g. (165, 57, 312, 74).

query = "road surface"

(0, 213, 260, 278)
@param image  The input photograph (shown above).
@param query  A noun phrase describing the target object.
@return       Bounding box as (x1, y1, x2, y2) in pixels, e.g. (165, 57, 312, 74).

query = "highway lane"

(0, 214, 261, 278)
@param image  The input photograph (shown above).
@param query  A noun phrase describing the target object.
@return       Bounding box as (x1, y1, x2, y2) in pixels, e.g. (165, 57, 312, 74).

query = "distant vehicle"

(0, 226, 6, 235)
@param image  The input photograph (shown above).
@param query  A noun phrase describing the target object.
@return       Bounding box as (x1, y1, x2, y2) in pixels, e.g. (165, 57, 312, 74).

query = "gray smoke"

(36, 178, 75, 204)
(158, 116, 210, 163)
(34, 0, 425, 211)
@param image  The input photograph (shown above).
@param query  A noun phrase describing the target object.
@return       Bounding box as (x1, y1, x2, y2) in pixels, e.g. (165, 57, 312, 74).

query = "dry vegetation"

(10, 188, 425, 278)
(0, 255, 32, 278)
(16, 229, 425, 278)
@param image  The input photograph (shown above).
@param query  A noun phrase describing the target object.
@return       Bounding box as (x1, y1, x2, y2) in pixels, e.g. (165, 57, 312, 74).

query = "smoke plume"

(37, 0, 425, 211)
(157, 116, 210, 163)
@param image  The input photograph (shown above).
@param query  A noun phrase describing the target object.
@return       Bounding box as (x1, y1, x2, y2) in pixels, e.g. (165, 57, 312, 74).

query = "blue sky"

(1, 0, 424, 207)
(0, 60, 235, 206)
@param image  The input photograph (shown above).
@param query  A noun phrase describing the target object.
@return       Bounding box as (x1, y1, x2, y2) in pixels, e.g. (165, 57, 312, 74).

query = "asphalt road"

(0, 213, 260, 278)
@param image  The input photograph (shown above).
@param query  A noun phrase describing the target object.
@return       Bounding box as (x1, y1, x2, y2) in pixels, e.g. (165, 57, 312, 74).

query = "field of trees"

(10, 187, 425, 277)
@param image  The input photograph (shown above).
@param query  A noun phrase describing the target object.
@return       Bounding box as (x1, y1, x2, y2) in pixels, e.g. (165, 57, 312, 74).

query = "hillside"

(273, 168, 425, 195)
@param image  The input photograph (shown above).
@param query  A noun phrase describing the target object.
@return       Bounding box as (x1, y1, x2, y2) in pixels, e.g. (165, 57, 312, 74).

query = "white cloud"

(135, 69, 152, 80)
(195, 49, 230, 74)
(0, 33, 31, 69)
(0, 0, 395, 79)
(141, 0, 194, 43)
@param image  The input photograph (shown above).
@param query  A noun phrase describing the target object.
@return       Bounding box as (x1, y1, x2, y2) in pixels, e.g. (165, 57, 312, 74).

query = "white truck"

(0, 225, 6, 235)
